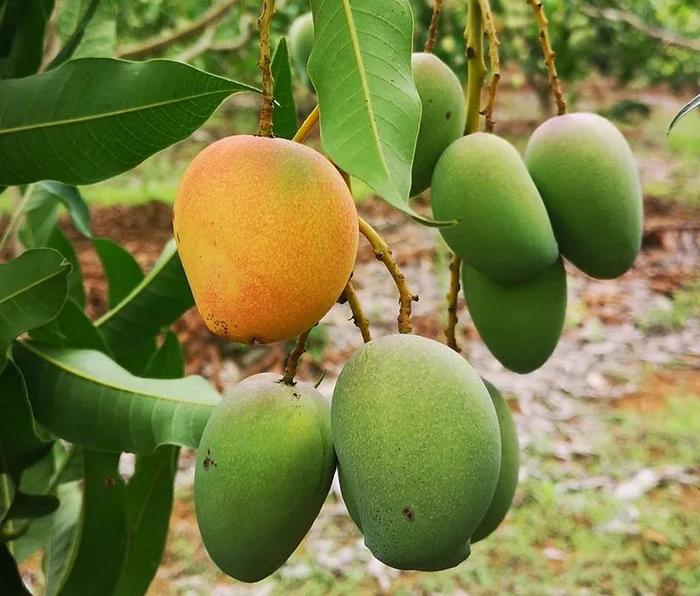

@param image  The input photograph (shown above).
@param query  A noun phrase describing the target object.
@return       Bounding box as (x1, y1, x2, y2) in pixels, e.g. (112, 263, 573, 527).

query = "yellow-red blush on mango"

(173, 135, 358, 344)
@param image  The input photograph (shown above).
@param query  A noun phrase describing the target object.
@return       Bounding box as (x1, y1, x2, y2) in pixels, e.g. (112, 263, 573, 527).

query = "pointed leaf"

(32, 182, 92, 239)
(93, 237, 144, 308)
(0, 58, 257, 185)
(0, 543, 31, 595)
(669, 92, 700, 133)
(30, 298, 109, 353)
(272, 38, 298, 140)
(0, 0, 55, 80)
(13, 342, 219, 453)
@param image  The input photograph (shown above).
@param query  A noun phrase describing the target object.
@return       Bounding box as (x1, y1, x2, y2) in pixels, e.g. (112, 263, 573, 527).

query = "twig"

(257, 0, 275, 137)
(175, 14, 255, 63)
(424, 0, 444, 54)
(477, 0, 501, 133)
(292, 105, 320, 143)
(342, 280, 372, 343)
(358, 217, 417, 334)
(117, 0, 240, 59)
(464, 0, 486, 133)
(445, 254, 462, 352)
(280, 327, 312, 385)
(175, 26, 217, 63)
(526, 0, 567, 115)
(0, 185, 33, 255)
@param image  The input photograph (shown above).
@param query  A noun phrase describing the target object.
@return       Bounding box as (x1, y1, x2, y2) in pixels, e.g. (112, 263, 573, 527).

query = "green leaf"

(55, 0, 117, 61)
(32, 182, 92, 239)
(0, 249, 71, 365)
(5, 491, 59, 521)
(669, 92, 700, 133)
(0, 360, 52, 481)
(43, 480, 81, 595)
(0, 474, 15, 522)
(0, 0, 55, 80)
(45, 227, 85, 308)
(13, 342, 220, 453)
(272, 38, 298, 140)
(95, 240, 194, 368)
(30, 298, 109, 353)
(0, 58, 257, 185)
(308, 0, 439, 225)
(93, 237, 144, 308)
(49, 0, 102, 68)
(0, 542, 31, 595)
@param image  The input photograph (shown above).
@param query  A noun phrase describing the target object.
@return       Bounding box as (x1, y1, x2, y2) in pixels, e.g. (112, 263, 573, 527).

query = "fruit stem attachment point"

(527, 0, 567, 115)
(358, 217, 417, 334)
(478, 0, 501, 133)
(445, 253, 462, 352)
(292, 105, 320, 143)
(257, 0, 275, 137)
(424, 0, 444, 54)
(464, 0, 486, 134)
(280, 327, 313, 385)
(342, 279, 372, 343)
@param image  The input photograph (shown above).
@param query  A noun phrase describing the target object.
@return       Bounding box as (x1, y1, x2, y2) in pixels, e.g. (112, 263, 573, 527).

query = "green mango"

(463, 257, 566, 373)
(525, 112, 643, 279)
(411, 52, 466, 196)
(288, 12, 314, 86)
(332, 334, 501, 571)
(472, 380, 520, 543)
(194, 373, 335, 582)
(431, 133, 558, 282)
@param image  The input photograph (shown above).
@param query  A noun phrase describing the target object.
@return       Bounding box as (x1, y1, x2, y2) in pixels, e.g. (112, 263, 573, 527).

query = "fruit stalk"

(424, 0, 444, 54)
(477, 0, 501, 133)
(257, 0, 275, 137)
(445, 253, 462, 352)
(341, 280, 372, 343)
(280, 327, 313, 385)
(526, 0, 567, 115)
(293, 105, 320, 143)
(464, 0, 486, 134)
(358, 217, 417, 334)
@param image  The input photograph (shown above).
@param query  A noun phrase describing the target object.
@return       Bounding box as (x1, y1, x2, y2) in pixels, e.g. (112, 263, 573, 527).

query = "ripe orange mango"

(174, 135, 358, 343)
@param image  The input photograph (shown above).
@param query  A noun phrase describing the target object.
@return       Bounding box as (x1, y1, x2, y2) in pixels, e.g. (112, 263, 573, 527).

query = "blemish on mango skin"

(203, 448, 217, 471)
(402, 506, 415, 522)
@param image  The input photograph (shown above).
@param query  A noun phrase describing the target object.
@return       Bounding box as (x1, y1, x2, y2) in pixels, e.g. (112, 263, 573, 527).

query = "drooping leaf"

(31, 182, 92, 239)
(0, 0, 55, 80)
(271, 37, 298, 140)
(0, 360, 52, 482)
(95, 240, 194, 368)
(30, 298, 109, 353)
(0, 542, 31, 595)
(0, 249, 70, 365)
(144, 330, 184, 379)
(18, 187, 60, 249)
(5, 491, 59, 521)
(308, 0, 440, 225)
(13, 342, 220, 453)
(49, 0, 101, 68)
(0, 58, 257, 185)
(668, 92, 700, 134)
(93, 237, 144, 308)
(46, 227, 85, 308)
(70, 0, 117, 59)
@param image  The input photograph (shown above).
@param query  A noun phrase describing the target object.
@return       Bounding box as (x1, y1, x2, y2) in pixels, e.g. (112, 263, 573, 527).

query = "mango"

(332, 334, 501, 571)
(288, 12, 314, 85)
(410, 52, 466, 196)
(174, 135, 358, 344)
(472, 380, 520, 543)
(462, 257, 566, 373)
(525, 112, 643, 279)
(431, 133, 558, 282)
(194, 373, 335, 582)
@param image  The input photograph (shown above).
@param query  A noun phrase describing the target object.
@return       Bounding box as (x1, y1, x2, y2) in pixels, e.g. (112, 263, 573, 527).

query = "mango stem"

(478, 0, 501, 133)
(292, 105, 320, 143)
(464, 0, 486, 134)
(341, 279, 372, 343)
(424, 0, 444, 54)
(445, 253, 462, 352)
(280, 327, 313, 385)
(257, 0, 275, 137)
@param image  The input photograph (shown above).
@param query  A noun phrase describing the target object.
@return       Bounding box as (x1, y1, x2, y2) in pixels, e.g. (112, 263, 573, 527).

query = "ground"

(13, 81, 700, 594)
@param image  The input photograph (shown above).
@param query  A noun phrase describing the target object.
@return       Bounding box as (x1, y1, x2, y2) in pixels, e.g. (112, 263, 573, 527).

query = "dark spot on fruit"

(104, 476, 116, 489)
(402, 506, 415, 522)
(176, 232, 181, 243)
(291, 391, 300, 399)
(203, 448, 217, 471)
(445, 111, 452, 120)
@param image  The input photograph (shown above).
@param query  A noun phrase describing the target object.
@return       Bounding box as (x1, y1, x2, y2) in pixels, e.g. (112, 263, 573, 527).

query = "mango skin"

(194, 373, 335, 583)
(288, 12, 314, 85)
(332, 334, 501, 571)
(174, 135, 358, 344)
(472, 380, 520, 543)
(463, 257, 566, 373)
(431, 133, 558, 282)
(525, 112, 643, 279)
(410, 52, 466, 196)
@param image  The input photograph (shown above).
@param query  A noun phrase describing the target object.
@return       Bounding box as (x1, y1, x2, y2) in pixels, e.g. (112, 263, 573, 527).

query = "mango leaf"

(5, 491, 59, 521)
(0, 0, 55, 80)
(669, 92, 700, 133)
(0, 474, 15, 522)
(46, 227, 85, 308)
(0, 58, 257, 186)
(30, 182, 92, 239)
(0, 249, 70, 367)
(93, 237, 144, 308)
(0, 360, 52, 482)
(0, 543, 31, 595)
(30, 298, 109, 353)
(69, 0, 117, 60)
(13, 342, 220, 453)
(96, 240, 194, 368)
(308, 0, 438, 225)
(272, 38, 298, 140)
(49, 0, 102, 68)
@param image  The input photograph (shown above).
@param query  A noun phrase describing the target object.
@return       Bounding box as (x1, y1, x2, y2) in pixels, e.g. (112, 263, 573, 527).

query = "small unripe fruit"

(174, 135, 358, 344)
(525, 112, 643, 279)
(288, 12, 314, 85)
(410, 53, 466, 196)
(195, 373, 335, 582)
(431, 133, 558, 282)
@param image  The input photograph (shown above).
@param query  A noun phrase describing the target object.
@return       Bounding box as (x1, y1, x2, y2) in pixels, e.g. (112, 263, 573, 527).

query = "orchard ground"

(7, 81, 699, 594)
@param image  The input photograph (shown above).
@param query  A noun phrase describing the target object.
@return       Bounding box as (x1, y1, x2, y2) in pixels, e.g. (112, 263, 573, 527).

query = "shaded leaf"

(0, 474, 15, 522)
(0, 542, 31, 595)
(0, 0, 55, 80)
(46, 226, 85, 308)
(0, 58, 256, 185)
(49, 0, 101, 68)
(93, 237, 144, 308)
(668, 92, 700, 133)
(271, 38, 298, 140)
(5, 491, 59, 521)
(30, 298, 109, 353)
(13, 342, 220, 453)
(32, 182, 92, 239)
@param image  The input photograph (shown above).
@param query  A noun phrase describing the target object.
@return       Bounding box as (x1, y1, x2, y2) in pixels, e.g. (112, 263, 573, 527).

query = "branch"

(176, 14, 255, 62)
(464, 0, 486, 133)
(445, 254, 462, 352)
(526, 0, 567, 116)
(175, 26, 217, 63)
(478, 0, 501, 133)
(293, 105, 320, 143)
(117, 0, 240, 60)
(424, 0, 444, 54)
(358, 217, 417, 334)
(257, 0, 275, 137)
(341, 280, 372, 343)
(280, 327, 313, 385)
